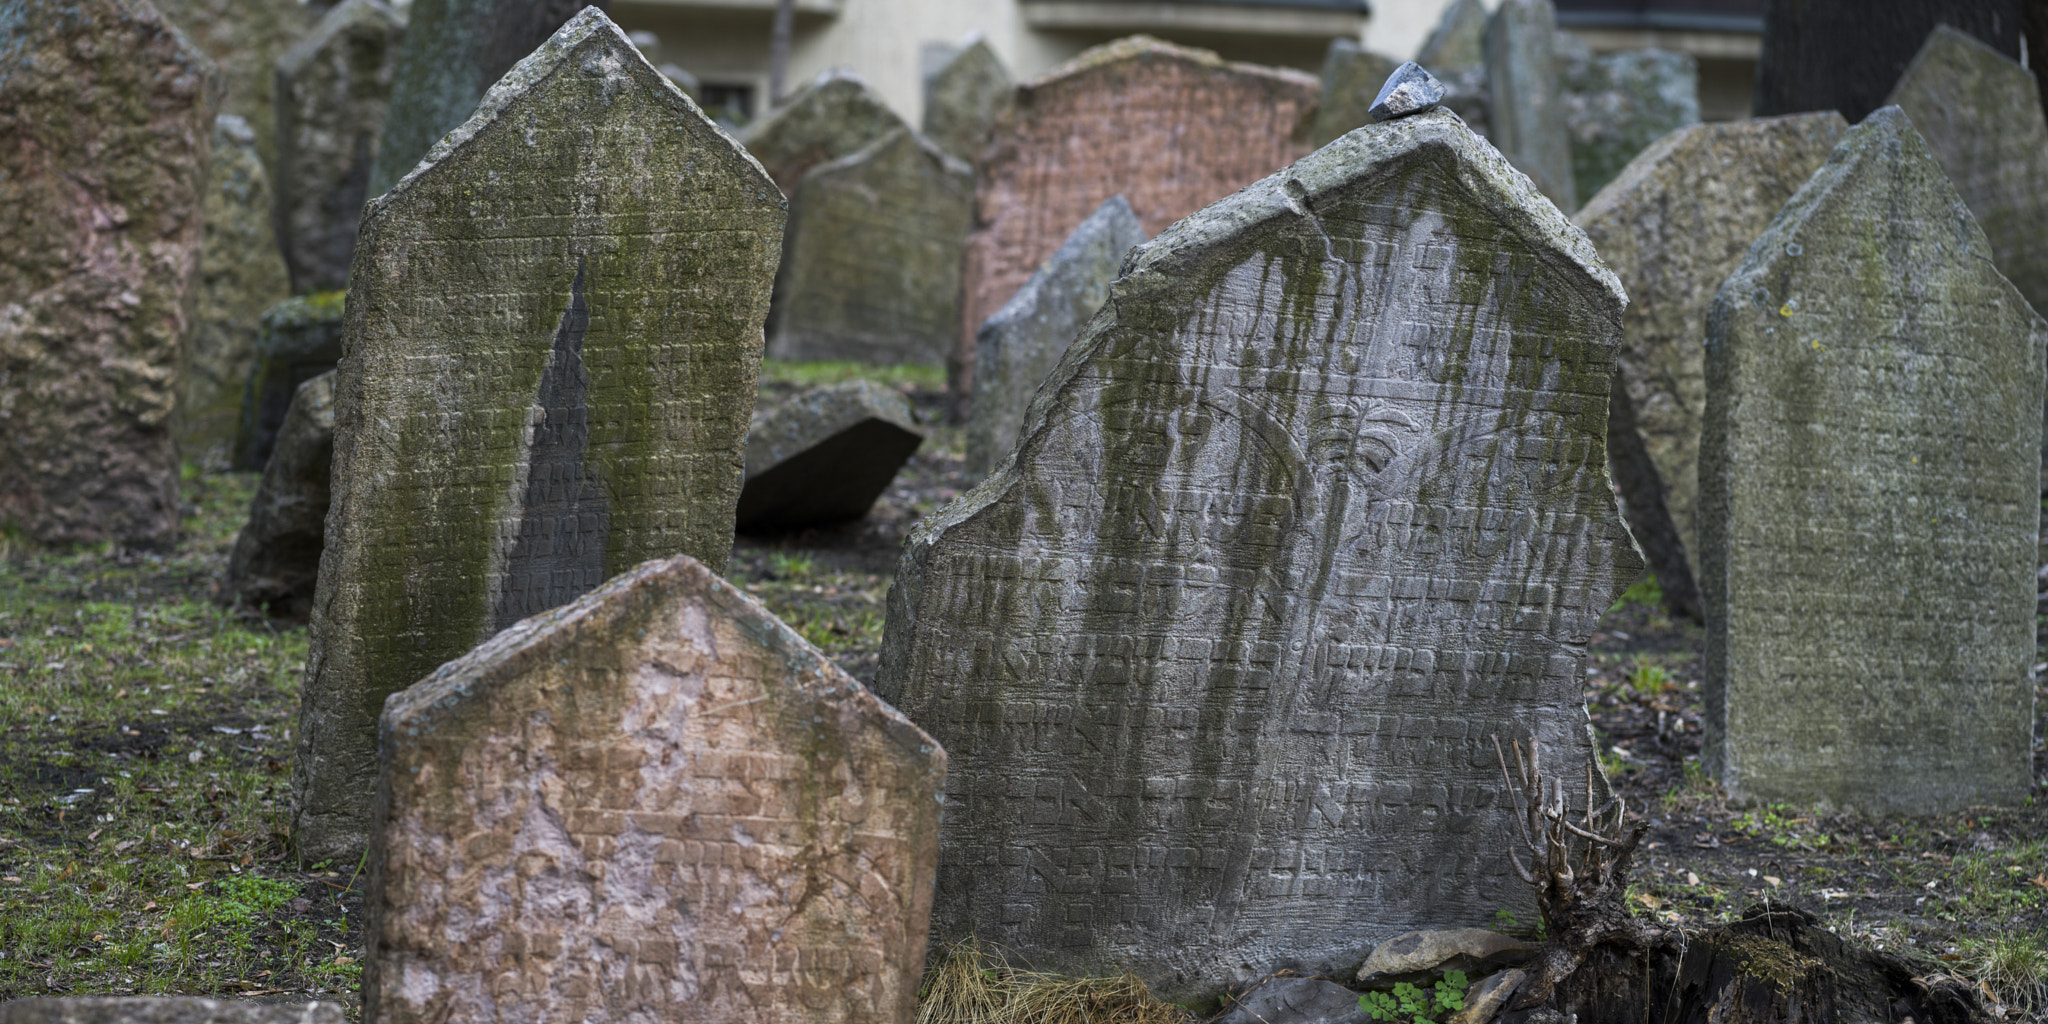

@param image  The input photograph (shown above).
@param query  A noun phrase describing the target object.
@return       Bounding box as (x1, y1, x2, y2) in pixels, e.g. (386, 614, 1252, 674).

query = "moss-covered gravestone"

(152, 0, 312, 172)
(1700, 107, 2047, 814)
(1309, 39, 1400, 147)
(0, 0, 218, 549)
(736, 381, 923, 531)
(1483, 0, 1574, 210)
(877, 107, 1640, 999)
(743, 68, 908, 197)
(1561, 47, 1698, 209)
(185, 114, 292, 457)
(225, 371, 335, 618)
(366, 555, 943, 1024)
(922, 36, 1012, 163)
(235, 293, 346, 471)
(293, 8, 785, 863)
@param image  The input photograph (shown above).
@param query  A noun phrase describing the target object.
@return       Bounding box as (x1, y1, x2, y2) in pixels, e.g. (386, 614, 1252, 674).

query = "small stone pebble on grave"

(737, 380, 924, 531)
(1371, 61, 1447, 122)
(1311, 39, 1400, 145)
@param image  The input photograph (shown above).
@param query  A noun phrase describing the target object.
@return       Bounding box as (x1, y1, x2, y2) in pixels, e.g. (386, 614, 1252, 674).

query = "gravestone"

(922, 35, 1013, 163)
(1484, 0, 1574, 210)
(235, 293, 346, 471)
(225, 372, 335, 618)
(956, 35, 1317, 408)
(743, 68, 909, 196)
(736, 380, 924, 531)
(1574, 113, 1847, 615)
(366, 554, 943, 1024)
(0, 0, 218, 549)
(0, 999, 343, 1024)
(1753, 0, 2025, 122)
(767, 127, 973, 365)
(1434, 65, 1491, 139)
(1700, 106, 2046, 814)
(1310, 39, 1401, 147)
(293, 8, 785, 864)
(185, 114, 292, 456)
(1416, 0, 1488, 70)
(877, 107, 1640, 998)
(152, 0, 311, 170)
(965, 195, 1145, 479)
(1561, 48, 1698, 208)
(274, 0, 407, 294)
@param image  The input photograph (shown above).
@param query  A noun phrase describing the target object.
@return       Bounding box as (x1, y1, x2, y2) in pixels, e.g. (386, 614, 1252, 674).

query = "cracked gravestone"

(0, 0, 218, 549)
(743, 68, 908, 196)
(1573, 112, 1847, 616)
(1561, 47, 1698, 208)
(1310, 39, 1401, 147)
(224, 371, 335, 618)
(1416, 0, 1488, 71)
(0, 999, 343, 1024)
(235, 293, 346, 471)
(922, 35, 1013, 163)
(292, 8, 785, 864)
(1700, 106, 2047, 814)
(366, 554, 944, 1024)
(185, 114, 292, 457)
(736, 380, 923, 531)
(1753, 0, 2026, 123)
(877, 107, 1641, 1000)
(1483, 0, 1574, 209)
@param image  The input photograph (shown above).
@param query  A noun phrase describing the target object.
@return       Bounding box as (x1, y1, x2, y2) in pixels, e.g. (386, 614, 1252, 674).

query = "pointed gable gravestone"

(293, 8, 786, 863)
(737, 380, 924, 531)
(1484, 0, 1575, 210)
(1310, 39, 1401, 147)
(966, 195, 1145, 479)
(1574, 112, 1847, 617)
(743, 68, 909, 196)
(922, 35, 1013, 163)
(767, 127, 974, 365)
(1416, 0, 1488, 70)
(367, 554, 944, 1024)
(1753, 0, 2025, 122)
(0, 0, 218, 548)
(1700, 107, 2046, 814)
(877, 107, 1641, 998)
(185, 114, 293, 456)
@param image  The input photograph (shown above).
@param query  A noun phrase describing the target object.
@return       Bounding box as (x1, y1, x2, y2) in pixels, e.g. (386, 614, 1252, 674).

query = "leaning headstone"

(1310, 38, 1401, 146)
(743, 68, 909, 196)
(0, 999, 344, 1024)
(152, 0, 311, 169)
(1415, 0, 1488, 70)
(965, 195, 1145, 479)
(767, 127, 973, 365)
(293, 8, 785, 864)
(184, 114, 292, 457)
(877, 107, 1640, 998)
(922, 35, 1013, 163)
(1574, 113, 1848, 616)
(366, 554, 944, 1024)
(0, 0, 217, 549)
(737, 381, 923, 530)
(235, 292, 346, 471)
(224, 372, 335, 618)
(1483, 0, 1574, 209)
(274, 0, 406, 294)
(1700, 106, 2046, 814)
(1753, 0, 2025, 122)
(1561, 47, 1698, 208)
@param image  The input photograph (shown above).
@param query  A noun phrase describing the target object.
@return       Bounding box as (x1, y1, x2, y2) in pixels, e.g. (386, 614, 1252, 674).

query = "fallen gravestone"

(366, 554, 943, 1024)
(1753, 0, 2026, 122)
(736, 380, 923, 531)
(1310, 39, 1401, 147)
(274, 0, 407, 294)
(0, 0, 217, 548)
(1700, 106, 2046, 814)
(224, 372, 335, 618)
(1574, 113, 1848, 612)
(1213, 978, 1368, 1024)
(293, 8, 785, 863)
(185, 114, 292, 456)
(743, 68, 908, 196)
(1484, 0, 1575, 209)
(1416, 0, 1487, 70)
(1561, 47, 1698, 208)
(877, 107, 1640, 998)
(767, 127, 974, 365)
(965, 195, 1146, 479)
(235, 293, 346, 471)
(922, 35, 1013, 163)
(0, 999, 343, 1024)
(151, 0, 311, 170)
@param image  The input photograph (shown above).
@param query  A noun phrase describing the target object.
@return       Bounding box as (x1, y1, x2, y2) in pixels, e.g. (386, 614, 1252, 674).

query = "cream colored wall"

(783, 0, 1083, 126)
(1362, 0, 1495, 62)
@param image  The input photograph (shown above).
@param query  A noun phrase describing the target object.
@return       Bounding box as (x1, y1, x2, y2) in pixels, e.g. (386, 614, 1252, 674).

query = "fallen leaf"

(1686, 871, 1701, 886)
(2031, 873, 2048, 891)
(184, 882, 204, 891)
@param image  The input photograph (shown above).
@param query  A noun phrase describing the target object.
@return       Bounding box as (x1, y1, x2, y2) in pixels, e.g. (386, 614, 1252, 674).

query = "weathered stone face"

(1753, 0, 2025, 123)
(0, 998, 343, 1024)
(1310, 39, 1400, 147)
(922, 37, 1013, 163)
(152, 0, 312, 171)
(966, 195, 1145, 479)
(224, 371, 335, 618)
(0, 0, 218, 549)
(742, 69, 909, 196)
(1573, 113, 1846, 607)
(293, 8, 786, 864)
(737, 380, 923, 531)
(1561, 47, 1698, 208)
(1416, 0, 1488, 71)
(1700, 107, 2046, 815)
(366, 554, 944, 1024)
(1483, 0, 1574, 210)
(768, 127, 974, 365)
(878, 108, 1639, 998)
(274, 0, 406, 294)
(185, 114, 292, 458)
(235, 293, 346, 472)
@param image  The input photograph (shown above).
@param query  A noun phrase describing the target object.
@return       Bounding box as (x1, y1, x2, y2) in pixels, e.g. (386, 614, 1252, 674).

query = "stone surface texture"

(224, 371, 335, 617)
(1311, 39, 1400, 146)
(922, 36, 1012, 163)
(274, 0, 406, 294)
(294, 9, 786, 863)
(235, 292, 345, 471)
(1573, 113, 1847, 607)
(955, 35, 1317, 407)
(1372, 61, 1447, 122)
(185, 114, 292, 456)
(1213, 978, 1368, 1024)
(742, 68, 908, 196)
(1482, 0, 1574, 209)
(1435, 65, 1491, 139)
(1560, 47, 1698, 208)
(0, 999, 341, 1024)
(1753, 0, 2025, 123)
(965, 195, 1146, 479)
(736, 380, 924, 531)
(0, 0, 219, 549)
(151, 0, 311, 170)
(767, 127, 973, 365)
(877, 108, 1639, 998)
(1415, 0, 1488, 70)
(366, 554, 944, 1024)
(1353, 929, 1541, 985)
(1700, 107, 2046, 814)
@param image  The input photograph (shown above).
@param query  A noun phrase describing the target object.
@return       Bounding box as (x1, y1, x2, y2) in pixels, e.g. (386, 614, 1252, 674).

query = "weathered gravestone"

(366, 554, 944, 1024)
(1310, 39, 1401, 147)
(1700, 106, 2046, 814)
(955, 35, 1317, 408)
(224, 371, 335, 618)
(1575, 112, 1849, 615)
(743, 68, 908, 196)
(293, 8, 786, 863)
(274, 0, 407, 294)
(922, 35, 1013, 163)
(0, 998, 343, 1024)
(877, 107, 1641, 998)
(965, 195, 1146, 479)
(0, 0, 218, 549)
(185, 114, 292, 456)
(767, 127, 973, 365)
(235, 292, 345, 471)
(1484, 0, 1575, 210)
(152, 0, 311, 171)
(1753, 0, 2026, 122)
(1416, 0, 1488, 71)
(1561, 47, 1698, 209)
(736, 380, 923, 532)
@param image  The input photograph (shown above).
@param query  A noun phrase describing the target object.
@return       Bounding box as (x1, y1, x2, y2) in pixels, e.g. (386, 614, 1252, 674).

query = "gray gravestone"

(767, 127, 973, 366)
(225, 371, 335, 618)
(1753, 0, 2025, 123)
(185, 114, 292, 457)
(1310, 39, 1401, 147)
(274, 0, 406, 294)
(1561, 47, 1698, 208)
(743, 68, 908, 196)
(1484, 0, 1575, 209)
(1700, 106, 2046, 814)
(366, 554, 944, 1024)
(876, 107, 1639, 999)
(293, 8, 785, 863)
(922, 35, 1013, 163)
(736, 380, 924, 531)
(151, 0, 311, 172)
(236, 293, 346, 471)
(965, 195, 1145, 479)
(0, 999, 342, 1024)
(1416, 0, 1487, 70)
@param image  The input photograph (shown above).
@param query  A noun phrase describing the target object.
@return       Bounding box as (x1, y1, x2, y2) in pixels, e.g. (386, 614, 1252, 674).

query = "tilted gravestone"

(965, 195, 1145, 479)
(743, 68, 908, 197)
(922, 35, 1013, 163)
(293, 8, 786, 863)
(224, 372, 336, 618)
(0, 998, 343, 1024)
(0, 0, 218, 549)
(151, 0, 311, 171)
(274, 0, 407, 294)
(1483, 0, 1574, 209)
(1574, 113, 1847, 614)
(366, 554, 944, 1024)
(767, 127, 974, 365)
(1700, 106, 2046, 814)
(1561, 47, 1698, 209)
(185, 114, 292, 457)
(235, 292, 346, 471)
(1753, 0, 2025, 123)
(1310, 39, 1401, 147)
(1416, 0, 1487, 71)
(736, 380, 924, 532)
(877, 107, 1641, 998)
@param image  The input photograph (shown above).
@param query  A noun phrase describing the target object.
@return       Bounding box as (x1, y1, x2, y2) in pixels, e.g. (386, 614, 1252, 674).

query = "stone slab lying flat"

(0, 999, 341, 1024)
(224, 371, 336, 618)
(737, 380, 923, 531)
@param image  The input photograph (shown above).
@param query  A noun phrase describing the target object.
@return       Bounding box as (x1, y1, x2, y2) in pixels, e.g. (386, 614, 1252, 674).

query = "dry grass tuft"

(917, 939, 1190, 1024)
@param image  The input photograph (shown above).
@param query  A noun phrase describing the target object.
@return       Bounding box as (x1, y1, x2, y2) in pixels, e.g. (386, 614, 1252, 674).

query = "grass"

(915, 941, 1188, 1024)
(760, 358, 946, 393)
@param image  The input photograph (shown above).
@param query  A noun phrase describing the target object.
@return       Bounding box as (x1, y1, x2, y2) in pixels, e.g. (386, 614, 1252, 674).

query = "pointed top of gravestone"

(1371, 62, 1446, 121)
(1416, 0, 1488, 69)
(744, 66, 908, 193)
(921, 34, 1012, 161)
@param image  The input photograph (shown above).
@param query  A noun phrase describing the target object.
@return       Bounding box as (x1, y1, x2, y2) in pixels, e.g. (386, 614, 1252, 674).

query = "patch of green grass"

(1627, 655, 1673, 697)
(760, 359, 945, 392)
(1608, 571, 1663, 613)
